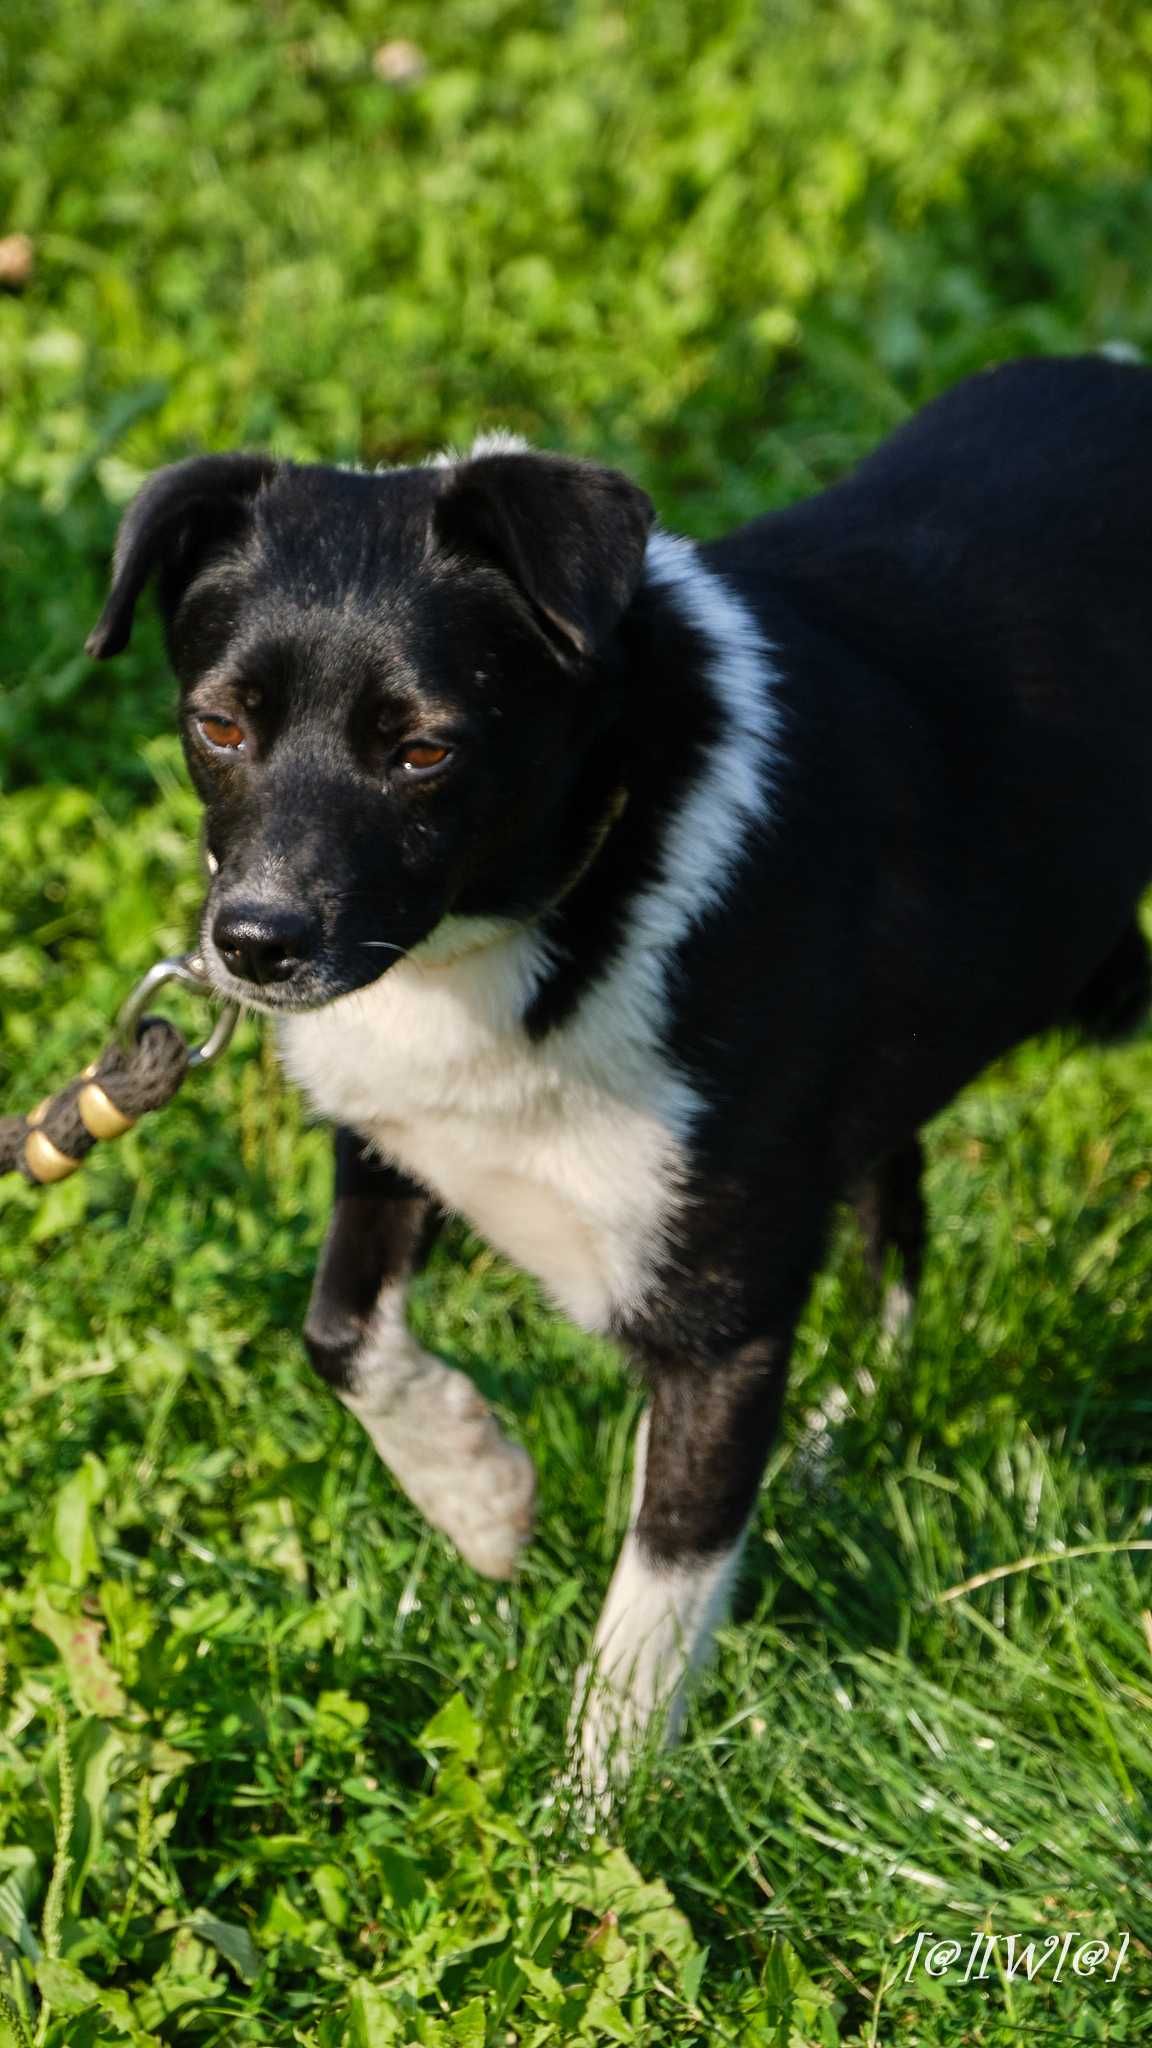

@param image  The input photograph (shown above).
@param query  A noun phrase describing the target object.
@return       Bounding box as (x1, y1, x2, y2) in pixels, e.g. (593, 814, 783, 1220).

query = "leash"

(0, 955, 239, 1188)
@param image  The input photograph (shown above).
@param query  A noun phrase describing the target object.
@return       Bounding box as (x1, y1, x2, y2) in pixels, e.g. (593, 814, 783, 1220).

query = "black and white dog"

(87, 356, 1152, 1794)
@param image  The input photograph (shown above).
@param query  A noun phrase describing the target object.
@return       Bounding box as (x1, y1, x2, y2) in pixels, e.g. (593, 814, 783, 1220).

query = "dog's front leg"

(573, 1323, 797, 1804)
(304, 1128, 535, 1579)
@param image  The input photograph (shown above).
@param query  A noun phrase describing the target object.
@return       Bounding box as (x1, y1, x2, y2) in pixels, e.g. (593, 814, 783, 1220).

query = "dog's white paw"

(565, 1674, 644, 1823)
(417, 1426, 537, 1581)
(342, 1333, 536, 1579)
(561, 1733, 618, 1830)
(881, 1280, 916, 1338)
(564, 1530, 741, 1822)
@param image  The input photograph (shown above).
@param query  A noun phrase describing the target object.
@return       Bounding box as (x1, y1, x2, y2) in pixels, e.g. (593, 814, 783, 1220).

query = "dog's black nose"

(213, 903, 315, 986)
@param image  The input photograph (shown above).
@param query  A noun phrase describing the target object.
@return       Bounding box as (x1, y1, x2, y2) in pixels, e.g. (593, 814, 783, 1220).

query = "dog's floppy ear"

(433, 450, 654, 657)
(85, 453, 280, 659)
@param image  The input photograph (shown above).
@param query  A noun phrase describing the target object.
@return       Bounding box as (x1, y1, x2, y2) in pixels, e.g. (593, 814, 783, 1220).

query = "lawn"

(3, 2, 1152, 2041)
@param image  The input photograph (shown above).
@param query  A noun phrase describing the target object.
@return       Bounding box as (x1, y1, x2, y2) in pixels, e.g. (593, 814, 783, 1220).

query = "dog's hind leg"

(852, 1136, 925, 1335)
(304, 1127, 535, 1580)
(1064, 918, 1152, 1043)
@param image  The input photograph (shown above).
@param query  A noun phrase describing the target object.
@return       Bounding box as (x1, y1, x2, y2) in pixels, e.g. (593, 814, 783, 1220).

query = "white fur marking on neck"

(281, 526, 780, 1328)
(640, 526, 780, 930)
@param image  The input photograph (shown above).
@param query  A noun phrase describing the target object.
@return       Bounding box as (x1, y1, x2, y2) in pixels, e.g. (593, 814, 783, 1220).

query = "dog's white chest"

(279, 929, 689, 1329)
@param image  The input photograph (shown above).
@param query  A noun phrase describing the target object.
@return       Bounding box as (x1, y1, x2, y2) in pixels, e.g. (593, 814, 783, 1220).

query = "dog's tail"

(1065, 919, 1152, 1043)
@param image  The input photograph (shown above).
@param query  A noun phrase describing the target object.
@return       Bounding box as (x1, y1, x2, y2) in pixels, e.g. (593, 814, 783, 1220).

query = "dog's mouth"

(197, 873, 523, 1014)
(198, 915, 412, 1017)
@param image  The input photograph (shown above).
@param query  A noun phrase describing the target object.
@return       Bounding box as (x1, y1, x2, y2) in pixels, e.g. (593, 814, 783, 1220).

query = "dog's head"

(87, 443, 653, 1010)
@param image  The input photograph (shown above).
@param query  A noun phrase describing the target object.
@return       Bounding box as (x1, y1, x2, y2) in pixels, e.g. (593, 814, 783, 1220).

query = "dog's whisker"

(361, 941, 410, 955)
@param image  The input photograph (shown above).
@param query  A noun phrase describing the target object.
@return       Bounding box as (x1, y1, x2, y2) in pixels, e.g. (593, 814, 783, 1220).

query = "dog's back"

(720, 354, 1152, 714)
(680, 356, 1152, 1178)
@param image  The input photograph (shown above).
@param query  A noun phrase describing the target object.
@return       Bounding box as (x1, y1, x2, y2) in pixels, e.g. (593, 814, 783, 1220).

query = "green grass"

(4, 1, 1152, 2040)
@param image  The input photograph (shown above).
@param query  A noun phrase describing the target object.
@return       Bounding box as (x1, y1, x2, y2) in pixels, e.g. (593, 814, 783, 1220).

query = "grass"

(3, 0, 1152, 2040)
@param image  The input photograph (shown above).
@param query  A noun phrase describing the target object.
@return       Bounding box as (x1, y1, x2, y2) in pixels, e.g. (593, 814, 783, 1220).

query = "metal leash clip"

(117, 953, 240, 1070)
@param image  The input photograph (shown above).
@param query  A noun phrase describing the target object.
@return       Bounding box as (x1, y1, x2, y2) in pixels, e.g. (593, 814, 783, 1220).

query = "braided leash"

(0, 955, 239, 1187)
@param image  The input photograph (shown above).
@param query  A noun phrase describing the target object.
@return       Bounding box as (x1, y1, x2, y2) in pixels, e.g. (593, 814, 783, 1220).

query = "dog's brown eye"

(398, 741, 451, 776)
(198, 714, 246, 751)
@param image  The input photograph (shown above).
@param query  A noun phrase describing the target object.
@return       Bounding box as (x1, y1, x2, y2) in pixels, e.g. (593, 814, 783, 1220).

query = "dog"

(86, 356, 1152, 1798)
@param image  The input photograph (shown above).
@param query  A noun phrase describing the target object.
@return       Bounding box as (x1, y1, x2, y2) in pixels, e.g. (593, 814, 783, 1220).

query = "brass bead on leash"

(23, 1128, 84, 1184)
(19, 1095, 82, 1183)
(77, 1081, 137, 1140)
